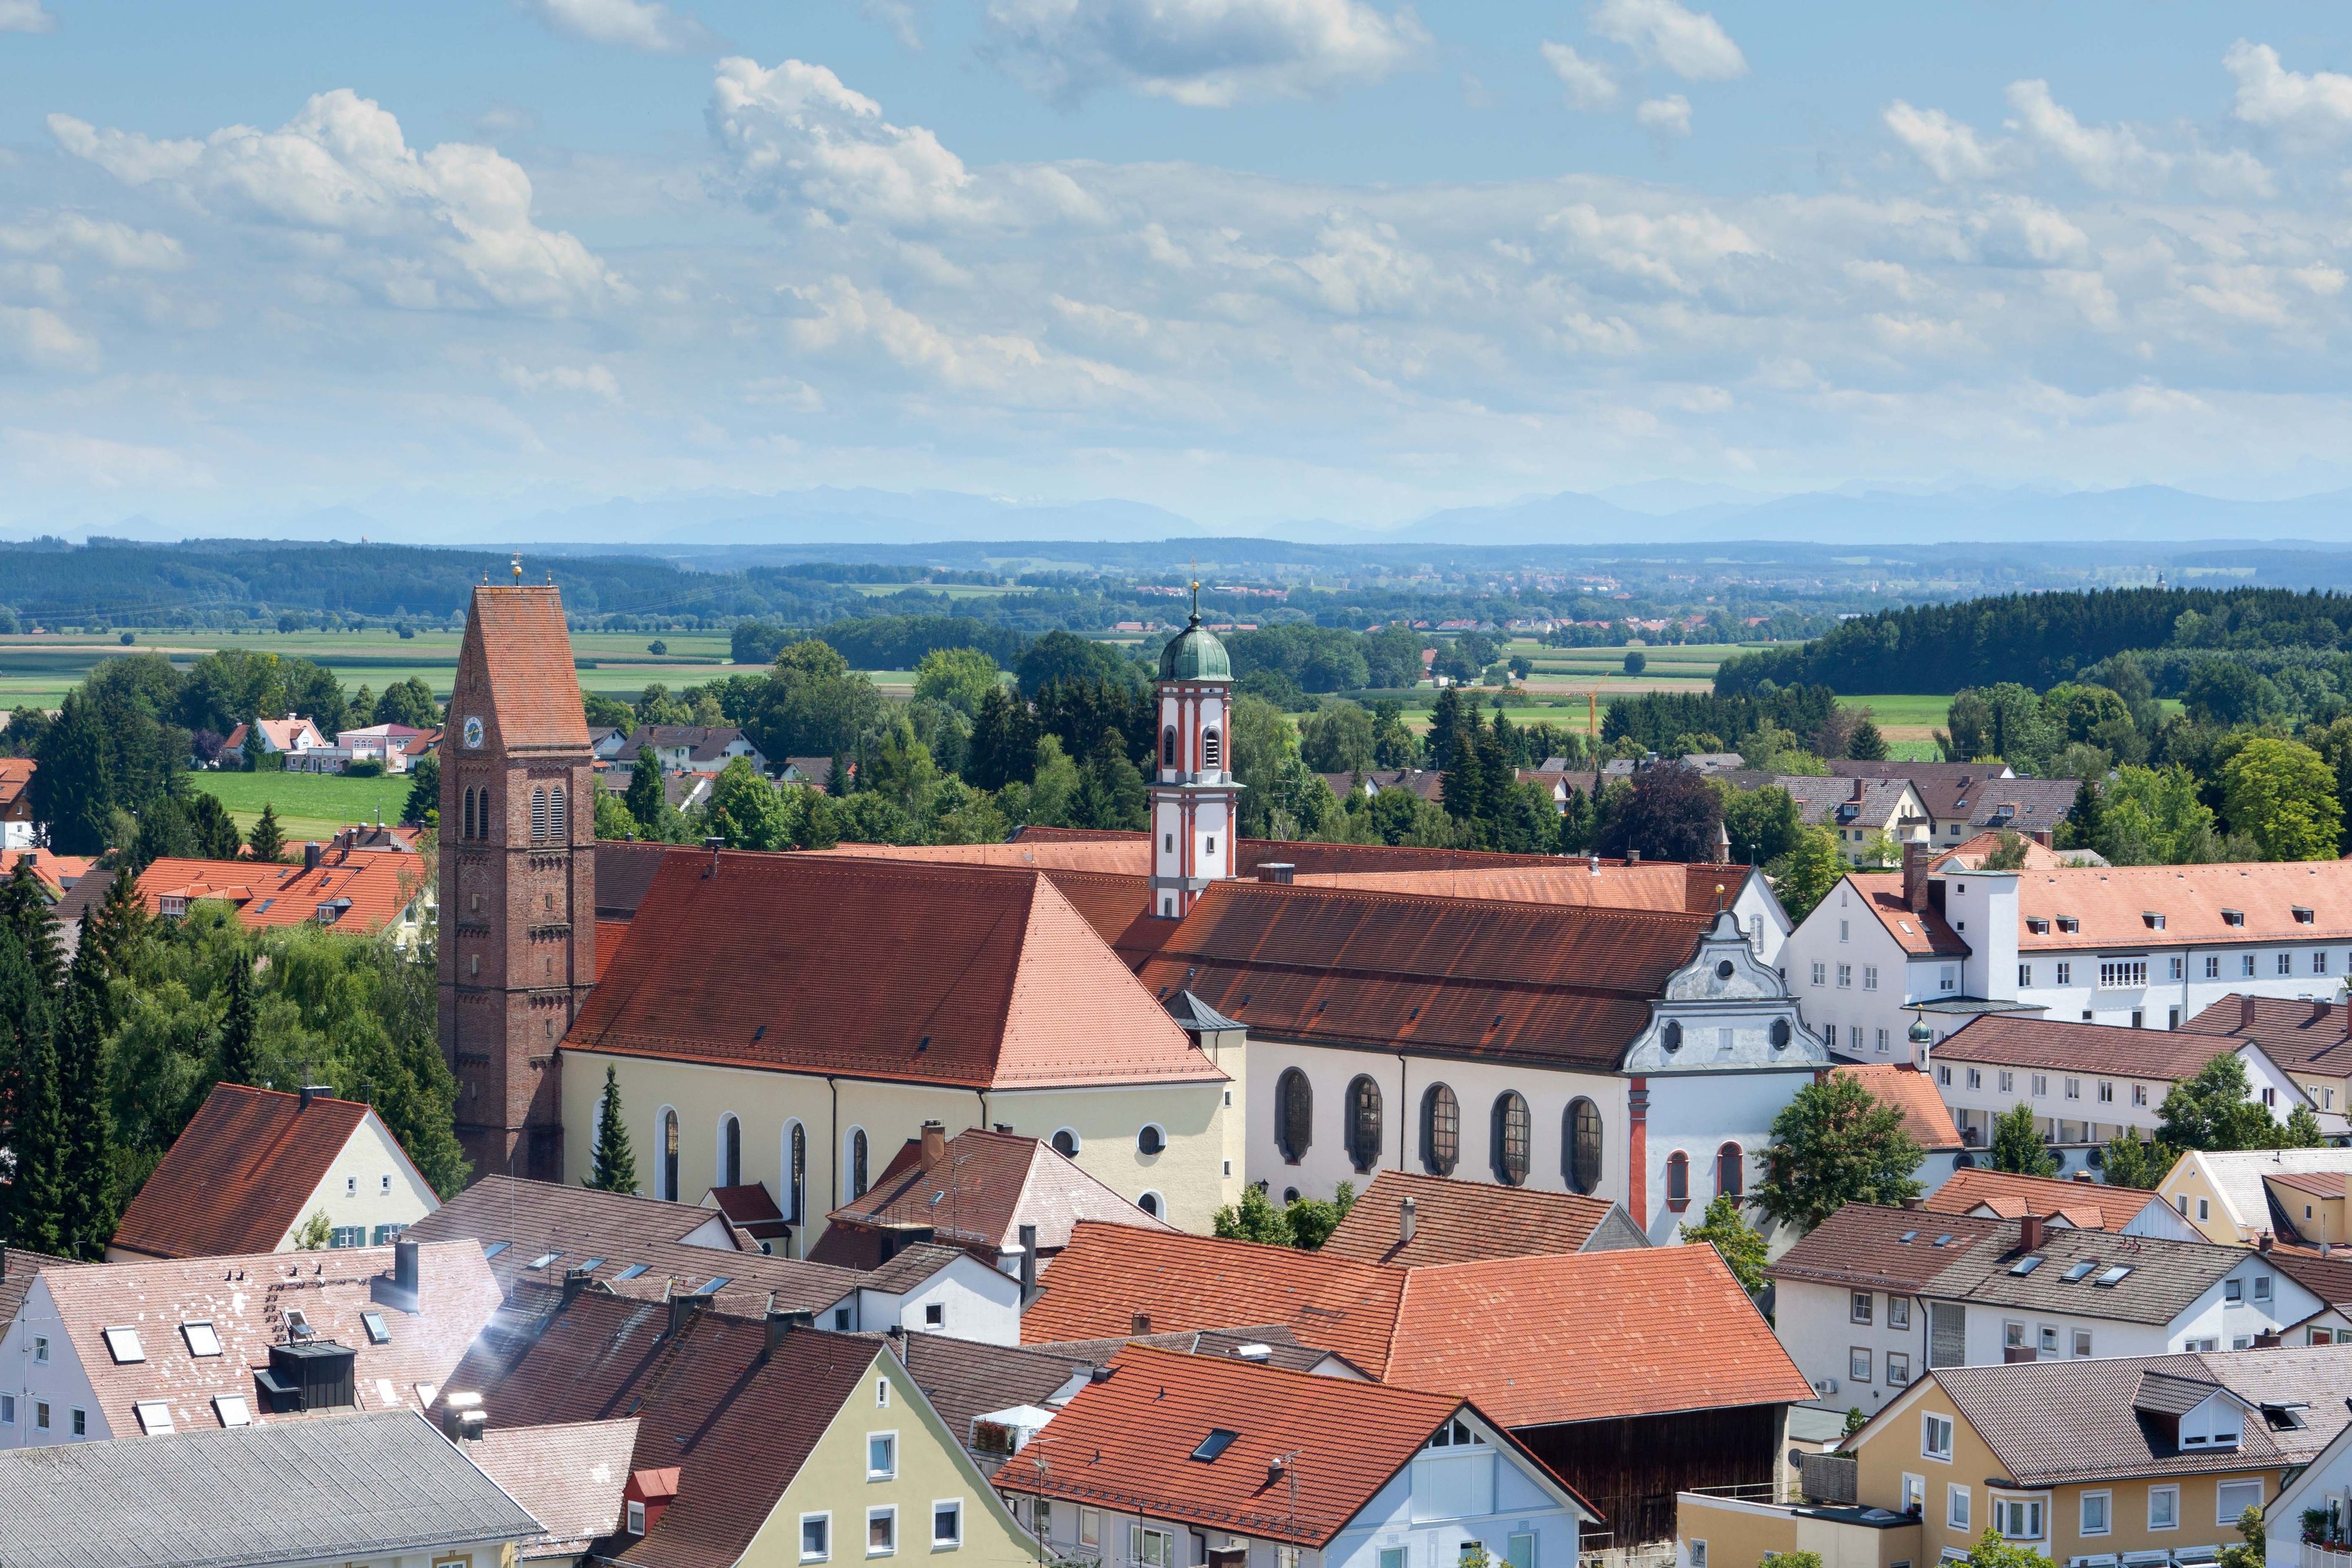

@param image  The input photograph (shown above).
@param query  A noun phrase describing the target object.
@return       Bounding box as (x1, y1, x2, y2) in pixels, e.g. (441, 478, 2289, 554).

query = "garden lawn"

(190, 770, 417, 845)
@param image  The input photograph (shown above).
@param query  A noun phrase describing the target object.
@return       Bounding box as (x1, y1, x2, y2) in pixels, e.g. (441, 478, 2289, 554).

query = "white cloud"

(2003, 79, 2169, 190)
(2189, 146, 2276, 200)
(1540, 42, 1618, 111)
(49, 92, 620, 313)
(710, 56, 993, 228)
(0, 214, 186, 271)
(0, 0, 54, 33)
(0, 306, 99, 372)
(526, 0, 709, 53)
(499, 360, 622, 399)
(2226, 40, 2352, 146)
(1589, 0, 1746, 82)
(980, 0, 1427, 108)
(1636, 95, 1692, 137)
(1883, 101, 2002, 181)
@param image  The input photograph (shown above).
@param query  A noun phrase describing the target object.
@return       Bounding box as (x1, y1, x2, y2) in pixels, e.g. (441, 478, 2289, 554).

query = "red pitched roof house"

(136, 844, 430, 945)
(223, 714, 329, 763)
(1321, 1169, 1648, 1268)
(994, 1346, 1598, 1562)
(1021, 1221, 1810, 1551)
(1924, 1167, 2204, 1241)
(0, 757, 38, 849)
(108, 1083, 443, 1261)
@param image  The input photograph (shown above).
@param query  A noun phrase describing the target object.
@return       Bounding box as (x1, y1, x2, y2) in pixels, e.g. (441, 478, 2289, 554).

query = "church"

(438, 583, 1831, 1253)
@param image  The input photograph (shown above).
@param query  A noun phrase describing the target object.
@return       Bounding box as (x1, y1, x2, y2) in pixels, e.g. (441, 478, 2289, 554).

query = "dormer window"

(2223, 909, 2246, 927)
(2056, 917, 2079, 934)
(2295, 907, 2316, 925)
(2144, 913, 2165, 931)
(2027, 918, 2050, 935)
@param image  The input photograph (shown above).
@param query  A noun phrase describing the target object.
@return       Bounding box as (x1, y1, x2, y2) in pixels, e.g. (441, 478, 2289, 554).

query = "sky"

(4, 1, 2352, 536)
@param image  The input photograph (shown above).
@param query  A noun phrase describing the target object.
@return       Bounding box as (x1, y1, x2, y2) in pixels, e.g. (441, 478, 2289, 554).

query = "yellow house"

(2161, 1151, 2352, 1246)
(1682, 1346, 2352, 1568)
(562, 849, 1240, 1249)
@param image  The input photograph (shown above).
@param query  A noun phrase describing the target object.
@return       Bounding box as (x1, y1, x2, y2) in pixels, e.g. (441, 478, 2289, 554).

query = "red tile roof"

(1926, 1169, 2171, 1231)
(0, 757, 32, 814)
(135, 848, 425, 935)
(2014, 861, 2352, 950)
(1933, 1012, 2261, 1081)
(1135, 880, 1709, 1071)
(1846, 873, 1968, 956)
(565, 851, 1220, 1090)
(1321, 1171, 1627, 1268)
(813, 1126, 1170, 1265)
(461, 584, 590, 752)
(993, 1346, 1568, 1546)
(1291, 862, 1699, 912)
(1026, 1222, 1811, 1426)
(109, 1084, 423, 1261)
(468, 1417, 639, 1559)
(1830, 1062, 1965, 1154)
(9, 847, 91, 900)
(2177, 994, 2352, 1081)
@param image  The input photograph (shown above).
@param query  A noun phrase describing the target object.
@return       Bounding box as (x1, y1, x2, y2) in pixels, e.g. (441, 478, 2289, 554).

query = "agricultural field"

(189, 770, 416, 844)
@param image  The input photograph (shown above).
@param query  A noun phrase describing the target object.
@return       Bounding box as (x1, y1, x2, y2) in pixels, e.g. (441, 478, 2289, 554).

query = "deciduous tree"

(1754, 1074, 1924, 1232)
(1988, 1102, 2057, 1177)
(1682, 1193, 1769, 1296)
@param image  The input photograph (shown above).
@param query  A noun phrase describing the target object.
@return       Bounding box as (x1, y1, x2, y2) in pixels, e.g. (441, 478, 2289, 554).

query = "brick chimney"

(2241, 994, 2258, 1029)
(1130, 1311, 1151, 1336)
(2003, 1346, 2037, 1363)
(1903, 841, 1933, 913)
(920, 1121, 947, 1169)
(2254, 1330, 2283, 1349)
(2019, 1213, 2044, 1252)
(1852, 777, 1866, 803)
(303, 841, 322, 871)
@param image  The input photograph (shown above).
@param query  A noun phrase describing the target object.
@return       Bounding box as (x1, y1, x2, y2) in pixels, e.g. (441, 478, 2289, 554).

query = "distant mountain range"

(53, 480, 2352, 549)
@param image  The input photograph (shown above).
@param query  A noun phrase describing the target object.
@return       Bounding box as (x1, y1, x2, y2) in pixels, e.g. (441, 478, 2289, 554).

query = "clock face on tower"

(463, 716, 484, 749)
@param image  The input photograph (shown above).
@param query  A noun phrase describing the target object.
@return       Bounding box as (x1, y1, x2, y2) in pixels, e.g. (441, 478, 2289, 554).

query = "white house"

(1777, 775, 1933, 865)
(1768, 1204, 2322, 1418)
(996, 1345, 1597, 1568)
(2266, 1385, 2352, 1568)
(1784, 853, 2352, 1057)
(818, 1245, 1024, 1345)
(1926, 1014, 2312, 1175)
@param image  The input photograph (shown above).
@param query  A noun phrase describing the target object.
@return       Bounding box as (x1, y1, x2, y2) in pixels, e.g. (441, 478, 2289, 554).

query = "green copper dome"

(1158, 614, 1231, 682)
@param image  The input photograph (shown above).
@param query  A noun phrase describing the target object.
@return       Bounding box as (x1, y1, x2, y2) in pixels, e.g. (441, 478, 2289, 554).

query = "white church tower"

(1150, 585, 1240, 920)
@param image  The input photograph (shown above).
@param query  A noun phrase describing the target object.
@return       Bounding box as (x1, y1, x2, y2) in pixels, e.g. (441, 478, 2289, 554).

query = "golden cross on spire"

(511, 552, 524, 584)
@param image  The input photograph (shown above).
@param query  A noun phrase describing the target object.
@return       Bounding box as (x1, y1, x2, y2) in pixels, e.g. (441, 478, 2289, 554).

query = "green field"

(189, 770, 416, 844)
(844, 583, 1035, 600)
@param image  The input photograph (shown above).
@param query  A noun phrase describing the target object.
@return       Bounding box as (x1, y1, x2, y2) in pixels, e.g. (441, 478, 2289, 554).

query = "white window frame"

(1852, 1291, 1873, 1324)
(102, 1326, 145, 1364)
(868, 1432, 898, 1481)
(2218, 1480, 2265, 1526)
(628, 1500, 647, 1536)
(932, 1499, 964, 1550)
(1922, 1413, 1954, 1463)
(1948, 1486, 1970, 1530)
(868, 1506, 898, 1559)
(1902, 1474, 1925, 1513)
(2080, 1491, 2111, 1537)
(1994, 1496, 2045, 1542)
(134, 1400, 173, 1435)
(1887, 1351, 1911, 1387)
(2148, 1486, 2180, 1531)
(1890, 1297, 1911, 1330)
(803, 1512, 834, 1563)
(1852, 1346, 1872, 1382)
(182, 1320, 222, 1358)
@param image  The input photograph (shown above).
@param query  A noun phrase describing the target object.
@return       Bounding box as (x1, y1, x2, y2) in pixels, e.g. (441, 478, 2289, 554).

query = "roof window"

(482, 1242, 509, 1259)
(2027, 918, 2050, 935)
(103, 1327, 146, 1364)
(2295, 907, 2316, 925)
(182, 1321, 222, 1358)
(524, 1251, 562, 1271)
(2143, 913, 2166, 931)
(213, 1395, 250, 1429)
(613, 1263, 650, 1281)
(2094, 1265, 2134, 1287)
(1932, 1233, 1954, 1248)
(579, 1258, 607, 1273)
(1897, 1230, 1919, 1244)
(2009, 1255, 2044, 1276)
(1191, 1429, 1240, 1462)
(2063, 1261, 2097, 1282)
(2057, 917, 2079, 934)
(2223, 909, 2246, 927)
(360, 1311, 390, 1346)
(699, 1276, 732, 1293)
(134, 1400, 174, 1435)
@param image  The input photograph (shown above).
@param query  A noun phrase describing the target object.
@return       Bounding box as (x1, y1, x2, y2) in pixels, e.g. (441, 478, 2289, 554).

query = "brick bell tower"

(439, 570, 596, 1181)
(1149, 583, 1241, 920)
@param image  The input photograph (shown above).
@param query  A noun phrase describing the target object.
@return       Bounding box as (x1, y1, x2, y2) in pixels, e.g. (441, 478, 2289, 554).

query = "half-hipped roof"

(814, 1126, 1170, 1267)
(1320, 1170, 1642, 1268)
(563, 852, 1221, 1091)
(993, 1346, 1594, 1546)
(1926, 1168, 2170, 1231)
(109, 1082, 427, 1261)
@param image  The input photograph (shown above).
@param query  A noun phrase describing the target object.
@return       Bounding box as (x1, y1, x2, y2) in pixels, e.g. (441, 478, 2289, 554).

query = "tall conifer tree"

(217, 947, 259, 1087)
(584, 1065, 639, 1193)
(56, 945, 117, 1259)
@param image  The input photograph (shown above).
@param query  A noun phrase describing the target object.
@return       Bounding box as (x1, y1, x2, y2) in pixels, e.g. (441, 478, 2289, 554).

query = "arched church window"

(1162, 726, 1178, 768)
(662, 1109, 680, 1202)
(851, 1128, 870, 1199)
(1202, 727, 1222, 770)
(1491, 1092, 1531, 1186)
(1421, 1084, 1458, 1176)
(786, 1122, 806, 1225)
(1276, 1068, 1313, 1164)
(1717, 1142, 1745, 1199)
(1346, 1075, 1382, 1174)
(1564, 1098, 1603, 1194)
(720, 1114, 741, 1189)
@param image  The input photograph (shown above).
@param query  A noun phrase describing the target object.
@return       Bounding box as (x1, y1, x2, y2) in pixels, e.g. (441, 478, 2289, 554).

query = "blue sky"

(3, 1, 2351, 535)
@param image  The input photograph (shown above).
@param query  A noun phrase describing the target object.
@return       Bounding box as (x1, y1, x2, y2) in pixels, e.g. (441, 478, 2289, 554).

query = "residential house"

(2173, 994, 2352, 1129)
(0, 1408, 539, 1568)
(589, 725, 629, 761)
(1768, 1203, 2320, 1419)
(138, 841, 433, 947)
(465, 1417, 640, 1562)
(1932, 830, 2098, 871)
(2266, 1249, 2352, 1346)
(1926, 1014, 2311, 1171)
(0, 757, 38, 848)
(619, 723, 766, 775)
(0, 1238, 501, 1447)
(107, 1082, 442, 1261)
(1023, 1222, 1813, 1554)
(596, 765, 713, 815)
(334, 721, 434, 774)
(811, 1122, 1174, 1271)
(1783, 854, 2352, 1058)
(1829, 760, 2077, 847)
(1831, 1063, 1970, 1190)
(0, 1247, 80, 1344)
(782, 755, 850, 789)
(1685, 1346, 2352, 1568)
(1319, 1169, 1648, 1268)
(995, 1346, 1599, 1568)
(1778, 776, 1932, 865)
(1923, 1168, 2207, 1242)
(406, 1174, 1025, 1346)
(445, 1289, 1044, 1567)
(2163, 1151, 2352, 1246)
(222, 714, 329, 766)
(2265, 1402, 2352, 1568)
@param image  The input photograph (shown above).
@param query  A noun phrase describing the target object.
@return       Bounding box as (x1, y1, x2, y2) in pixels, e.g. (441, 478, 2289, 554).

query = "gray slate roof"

(1929, 1346, 2352, 1487)
(0, 1409, 539, 1568)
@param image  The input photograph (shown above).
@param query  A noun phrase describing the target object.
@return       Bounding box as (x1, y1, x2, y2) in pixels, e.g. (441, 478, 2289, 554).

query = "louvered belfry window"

(530, 787, 549, 843)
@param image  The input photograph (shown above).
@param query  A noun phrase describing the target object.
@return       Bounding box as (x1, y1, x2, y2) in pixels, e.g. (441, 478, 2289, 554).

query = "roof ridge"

(1209, 878, 1713, 928)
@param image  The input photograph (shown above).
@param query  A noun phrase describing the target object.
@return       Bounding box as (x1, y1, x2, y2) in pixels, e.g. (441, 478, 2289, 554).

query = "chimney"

(920, 1121, 947, 1169)
(1901, 1196, 1925, 1211)
(669, 1290, 704, 1339)
(1399, 1196, 1418, 1246)
(1852, 777, 1866, 803)
(303, 841, 322, 871)
(1130, 1312, 1151, 1337)
(1626, 848, 1641, 864)
(2241, 994, 2258, 1029)
(562, 1263, 593, 1309)
(704, 835, 724, 877)
(440, 1391, 486, 1442)
(1017, 1223, 1039, 1308)
(1256, 863, 1295, 885)
(395, 1239, 419, 1296)
(2019, 1213, 2045, 1252)
(2255, 1330, 2283, 1350)
(1902, 842, 1933, 913)
(994, 1124, 1014, 1135)
(2071, 1171, 2095, 1183)
(2259, 1231, 2274, 1253)
(764, 1304, 813, 1357)
(298, 1084, 334, 1109)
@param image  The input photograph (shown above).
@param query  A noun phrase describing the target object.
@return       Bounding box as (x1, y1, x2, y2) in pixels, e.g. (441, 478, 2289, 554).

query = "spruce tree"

(1439, 697, 1486, 829)
(217, 947, 259, 1086)
(583, 1065, 639, 1193)
(246, 801, 286, 864)
(84, 867, 150, 983)
(0, 855, 60, 995)
(55, 952, 116, 1259)
(826, 748, 850, 798)
(8, 989, 66, 1253)
(624, 745, 666, 830)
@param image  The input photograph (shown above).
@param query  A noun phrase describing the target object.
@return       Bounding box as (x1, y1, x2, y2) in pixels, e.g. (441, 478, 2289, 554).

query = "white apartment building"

(1785, 854, 2352, 1058)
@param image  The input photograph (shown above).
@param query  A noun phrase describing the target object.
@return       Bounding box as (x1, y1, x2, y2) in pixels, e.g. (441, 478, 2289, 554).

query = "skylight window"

(182, 1321, 222, 1358)
(284, 1309, 312, 1340)
(526, 1251, 563, 1271)
(1897, 1230, 1919, 1244)
(1932, 1234, 1954, 1248)
(699, 1276, 732, 1294)
(2009, 1255, 2044, 1276)
(1191, 1429, 1239, 1462)
(360, 1311, 390, 1346)
(213, 1395, 250, 1429)
(482, 1242, 510, 1259)
(613, 1263, 650, 1282)
(579, 1258, 607, 1273)
(2094, 1266, 2134, 1287)
(103, 1327, 146, 1364)
(134, 1400, 174, 1435)
(2063, 1261, 2098, 1282)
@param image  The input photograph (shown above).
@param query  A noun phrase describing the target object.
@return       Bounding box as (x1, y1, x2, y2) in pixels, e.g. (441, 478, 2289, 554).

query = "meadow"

(189, 770, 416, 844)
